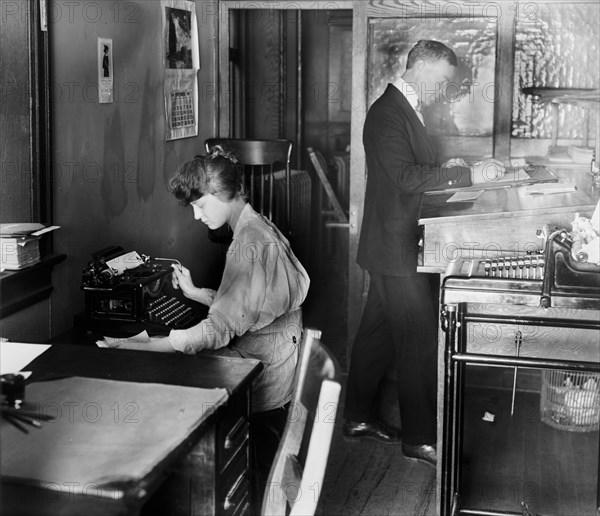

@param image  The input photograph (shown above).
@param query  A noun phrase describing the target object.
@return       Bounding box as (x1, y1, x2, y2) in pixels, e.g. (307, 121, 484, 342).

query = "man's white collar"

(392, 76, 420, 111)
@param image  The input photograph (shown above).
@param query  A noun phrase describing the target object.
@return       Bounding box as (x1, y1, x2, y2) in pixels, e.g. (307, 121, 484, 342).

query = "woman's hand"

(171, 264, 197, 299)
(171, 265, 216, 307)
(470, 158, 506, 184)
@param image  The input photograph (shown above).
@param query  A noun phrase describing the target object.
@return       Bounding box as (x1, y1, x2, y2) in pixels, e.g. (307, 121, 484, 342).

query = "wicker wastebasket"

(540, 369, 600, 432)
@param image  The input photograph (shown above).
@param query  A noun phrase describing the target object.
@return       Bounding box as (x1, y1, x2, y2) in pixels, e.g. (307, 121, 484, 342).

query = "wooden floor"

(303, 245, 437, 516)
(314, 373, 437, 516)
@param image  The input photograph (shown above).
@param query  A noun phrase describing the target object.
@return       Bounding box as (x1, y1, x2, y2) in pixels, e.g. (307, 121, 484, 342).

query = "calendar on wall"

(161, 0, 200, 141)
(170, 89, 195, 129)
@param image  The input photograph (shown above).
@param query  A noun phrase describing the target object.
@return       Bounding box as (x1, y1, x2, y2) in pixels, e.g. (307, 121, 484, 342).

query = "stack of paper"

(0, 224, 60, 271)
(1, 236, 41, 270)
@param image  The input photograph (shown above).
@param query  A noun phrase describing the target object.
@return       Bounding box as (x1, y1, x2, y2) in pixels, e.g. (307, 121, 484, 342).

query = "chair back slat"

(205, 138, 292, 230)
(262, 328, 341, 516)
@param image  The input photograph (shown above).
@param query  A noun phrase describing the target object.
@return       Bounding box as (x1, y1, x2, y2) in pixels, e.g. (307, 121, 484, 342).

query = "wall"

(0, 0, 35, 222)
(48, 0, 223, 337)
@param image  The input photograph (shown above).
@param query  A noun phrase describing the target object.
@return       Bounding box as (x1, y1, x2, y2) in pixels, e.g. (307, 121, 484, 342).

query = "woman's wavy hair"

(168, 145, 246, 204)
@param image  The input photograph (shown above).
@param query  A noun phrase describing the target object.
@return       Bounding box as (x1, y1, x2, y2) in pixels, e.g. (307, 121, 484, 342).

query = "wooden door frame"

(217, 0, 355, 138)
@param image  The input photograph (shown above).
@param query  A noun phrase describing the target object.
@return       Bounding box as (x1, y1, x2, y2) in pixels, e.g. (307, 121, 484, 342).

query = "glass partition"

(368, 17, 497, 142)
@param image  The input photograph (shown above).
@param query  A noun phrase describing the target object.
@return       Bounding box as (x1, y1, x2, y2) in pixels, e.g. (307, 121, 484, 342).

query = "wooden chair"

(307, 147, 349, 265)
(261, 328, 341, 516)
(307, 147, 348, 227)
(205, 138, 293, 232)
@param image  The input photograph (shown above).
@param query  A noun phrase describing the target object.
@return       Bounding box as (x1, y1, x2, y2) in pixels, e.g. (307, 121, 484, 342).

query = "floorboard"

(314, 376, 437, 516)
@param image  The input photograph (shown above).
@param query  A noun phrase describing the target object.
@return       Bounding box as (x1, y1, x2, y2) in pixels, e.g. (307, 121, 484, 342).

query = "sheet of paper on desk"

(493, 166, 531, 184)
(0, 342, 51, 375)
(524, 183, 577, 195)
(446, 190, 484, 203)
(0, 376, 229, 496)
(96, 330, 150, 348)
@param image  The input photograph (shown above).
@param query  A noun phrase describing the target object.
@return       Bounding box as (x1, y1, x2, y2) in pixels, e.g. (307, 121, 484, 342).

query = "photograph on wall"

(164, 69, 198, 140)
(161, 0, 199, 70)
(97, 37, 113, 104)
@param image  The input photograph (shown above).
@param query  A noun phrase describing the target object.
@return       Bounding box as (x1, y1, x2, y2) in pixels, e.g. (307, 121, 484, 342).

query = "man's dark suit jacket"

(357, 83, 472, 276)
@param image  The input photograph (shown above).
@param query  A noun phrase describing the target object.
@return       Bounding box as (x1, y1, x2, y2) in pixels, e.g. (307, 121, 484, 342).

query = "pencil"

(1, 406, 54, 421)
(2, 414, 29, 434)
(5, 411, 42, 428)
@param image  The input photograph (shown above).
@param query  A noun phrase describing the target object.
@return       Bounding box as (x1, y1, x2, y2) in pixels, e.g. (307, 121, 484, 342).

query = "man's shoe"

(343, 420, 401, 444)
(402, 443, 436, 467)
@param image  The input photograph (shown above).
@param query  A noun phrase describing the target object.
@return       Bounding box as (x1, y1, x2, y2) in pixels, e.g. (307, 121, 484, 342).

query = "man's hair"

(405, 40, 457, 69)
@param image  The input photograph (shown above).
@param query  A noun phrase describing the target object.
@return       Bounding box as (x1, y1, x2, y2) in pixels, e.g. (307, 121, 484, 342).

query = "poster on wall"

(161, 0, 200, 140)
(98, 37, 113, 104)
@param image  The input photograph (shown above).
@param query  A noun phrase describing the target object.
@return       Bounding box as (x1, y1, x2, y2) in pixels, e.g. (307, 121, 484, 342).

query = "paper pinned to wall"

(98, 37, 114, 104)
(164, 70, 198, 140)
(161, 0, 199, 140)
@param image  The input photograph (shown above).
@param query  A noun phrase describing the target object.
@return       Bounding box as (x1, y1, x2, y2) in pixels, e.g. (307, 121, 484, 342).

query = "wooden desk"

(0, 344, 262, 516)
(418, 167, 599, 273)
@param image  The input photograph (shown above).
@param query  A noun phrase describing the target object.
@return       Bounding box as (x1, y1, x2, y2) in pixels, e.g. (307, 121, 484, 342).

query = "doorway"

(217, 2, 353, 366)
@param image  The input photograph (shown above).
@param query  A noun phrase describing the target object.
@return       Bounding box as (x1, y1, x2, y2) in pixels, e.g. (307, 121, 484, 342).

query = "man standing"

(343, 40, 504, 466)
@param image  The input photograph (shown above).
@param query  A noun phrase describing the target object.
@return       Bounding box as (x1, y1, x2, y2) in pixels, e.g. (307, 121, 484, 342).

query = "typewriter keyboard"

(482, 253, 545, 280)
(145, 295, 200, 329)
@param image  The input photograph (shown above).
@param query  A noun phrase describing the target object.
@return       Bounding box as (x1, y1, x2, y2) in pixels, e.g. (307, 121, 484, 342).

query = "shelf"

(0, 253, 66, 318)
(522, 87, 600, 107)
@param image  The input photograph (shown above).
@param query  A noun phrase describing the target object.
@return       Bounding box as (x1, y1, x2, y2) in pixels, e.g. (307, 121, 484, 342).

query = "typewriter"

(442, 225, 600, 310)
(81, 246, 203, 333)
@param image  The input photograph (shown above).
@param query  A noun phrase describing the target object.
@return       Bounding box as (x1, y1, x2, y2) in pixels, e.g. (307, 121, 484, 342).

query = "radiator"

(273, 169, 312, 265)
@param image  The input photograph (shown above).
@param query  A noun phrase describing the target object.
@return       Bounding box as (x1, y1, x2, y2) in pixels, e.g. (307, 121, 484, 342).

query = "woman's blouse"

(168, 203, 310, 354)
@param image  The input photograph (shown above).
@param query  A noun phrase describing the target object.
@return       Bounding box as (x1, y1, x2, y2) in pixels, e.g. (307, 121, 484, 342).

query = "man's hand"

(442, 157, 468, 168)
(470, 159, 506, 185)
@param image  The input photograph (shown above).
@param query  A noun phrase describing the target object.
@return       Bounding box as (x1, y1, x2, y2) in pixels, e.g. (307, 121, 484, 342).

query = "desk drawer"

(219, 444, 250, 516)
(218, 392, 250, 473)
(465, 322, 600, 363)
(216, 391, 250, 516)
